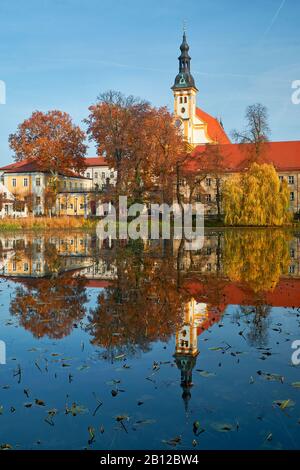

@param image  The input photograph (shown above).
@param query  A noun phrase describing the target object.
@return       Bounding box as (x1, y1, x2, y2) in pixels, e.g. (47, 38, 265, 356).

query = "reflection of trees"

(222, 229, 290, 293)
(87, 241, 188, 357)
(10, 273, 87, 339)
(237, 302, 271, 348)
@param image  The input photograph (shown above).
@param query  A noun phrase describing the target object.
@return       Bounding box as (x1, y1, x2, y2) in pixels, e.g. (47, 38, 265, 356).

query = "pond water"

(0, 228, 300, 450)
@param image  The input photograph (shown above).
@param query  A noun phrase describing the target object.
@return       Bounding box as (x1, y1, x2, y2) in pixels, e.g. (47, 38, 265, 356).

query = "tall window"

(23, 178, 28, 187)
(12, 178, 16, 187)
(288, 176, 295, 185)
(94, 172, 98, 178)
(206, 178, 212, 187)
(290, 192, 295, 201)
(36, 177, 41, 186)
(36, 196, 41, 205)
(86, 172, 90, 178)
(205, 194, 212, 203)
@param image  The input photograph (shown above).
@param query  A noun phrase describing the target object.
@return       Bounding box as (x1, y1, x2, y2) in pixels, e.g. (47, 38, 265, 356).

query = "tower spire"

(172, 31, 197, 90)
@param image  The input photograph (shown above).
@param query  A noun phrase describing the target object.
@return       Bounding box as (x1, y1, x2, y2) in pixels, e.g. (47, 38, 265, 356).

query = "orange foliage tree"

(85, 91, 186, 208)
(9, 110, 87, 176)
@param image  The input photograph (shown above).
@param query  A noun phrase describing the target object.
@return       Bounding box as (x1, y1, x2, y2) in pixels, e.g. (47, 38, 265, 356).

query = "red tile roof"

(196, 107, 231, 145)
(0, 159, 91, 179)
(184, 277, 300, 315)
(185, 140, 300, 173)
(85, 157, 108, 167)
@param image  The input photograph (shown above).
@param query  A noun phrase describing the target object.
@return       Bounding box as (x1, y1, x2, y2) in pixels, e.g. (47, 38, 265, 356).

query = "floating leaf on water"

(192, 439, 197, 447)
(100, 425, 105, 434)
(135, 419, 156, 426)
(273, 399, 295, 410)
(257, 371, 284, 383)
(114, 354, 126, 361)
(196, 370, 216, 378)
(0, 406, 3, 415)
(291, 382, 300, 388)
(77, 365, 90, 372)
(211, 422, 234, 432)
(47, 408, 58, 417)
(66, 403, 88, 416)
(88, 426, 95, 445)
(208, 347, 223, 351)
(35, 399, 46, 407)
(162, 436, 181, 447)
(62, 363, 71, 368)
(116, 415, 128, 422)
(266, 433, 273, 442)
(24, 403, 32, 408)
(111, 390, 118, 397)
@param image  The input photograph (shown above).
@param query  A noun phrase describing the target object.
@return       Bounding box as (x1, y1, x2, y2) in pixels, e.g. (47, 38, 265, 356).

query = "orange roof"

(196, 107, 231, 145)
(184, 277, 300, 311)
(85, 156, 108, 167)
(0, 159, 91, 179)
(185, 140, 300, 173)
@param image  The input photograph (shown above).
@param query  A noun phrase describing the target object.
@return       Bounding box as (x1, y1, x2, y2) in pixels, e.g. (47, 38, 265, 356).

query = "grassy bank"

(0, 216, 98, 231)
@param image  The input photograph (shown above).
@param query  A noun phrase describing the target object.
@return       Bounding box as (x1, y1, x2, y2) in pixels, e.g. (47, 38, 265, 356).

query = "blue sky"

(0, 0, 299, 165)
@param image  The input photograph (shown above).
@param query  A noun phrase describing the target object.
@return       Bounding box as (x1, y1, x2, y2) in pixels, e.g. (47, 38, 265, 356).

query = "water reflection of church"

(174, 299, 205, 411)
(1, 232, 300, 409)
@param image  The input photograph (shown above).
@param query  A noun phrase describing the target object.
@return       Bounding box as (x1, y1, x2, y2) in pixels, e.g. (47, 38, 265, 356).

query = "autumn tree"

(9, 110, 87, 179)
(85, 91, 186, 210)
(24, 191, 35, 215)
(232, 103, 270, 164)
(147, 107, 186, 205)
(85, 91, 150, 206)
(223, 163, 291, 226)
(44, 187, 57, 217)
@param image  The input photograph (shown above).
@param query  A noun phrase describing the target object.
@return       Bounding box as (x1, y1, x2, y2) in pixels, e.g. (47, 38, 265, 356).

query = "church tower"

(172, 32, 198, 145)
(172, 32, 231, 147)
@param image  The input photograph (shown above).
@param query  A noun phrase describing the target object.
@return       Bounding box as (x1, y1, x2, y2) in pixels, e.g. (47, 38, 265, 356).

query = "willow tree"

(223, 163, 291, 226)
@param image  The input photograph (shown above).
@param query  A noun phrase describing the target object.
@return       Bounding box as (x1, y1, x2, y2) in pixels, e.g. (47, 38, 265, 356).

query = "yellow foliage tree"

(223, 163, 291, 226)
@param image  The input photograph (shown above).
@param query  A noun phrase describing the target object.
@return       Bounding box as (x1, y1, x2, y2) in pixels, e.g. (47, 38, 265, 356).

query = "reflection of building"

(0, 234, 93, 278)
(174, 299, 212, 411)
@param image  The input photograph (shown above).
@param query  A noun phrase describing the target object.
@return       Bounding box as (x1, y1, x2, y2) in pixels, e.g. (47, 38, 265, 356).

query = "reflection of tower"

(174, 299, 207, 412)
